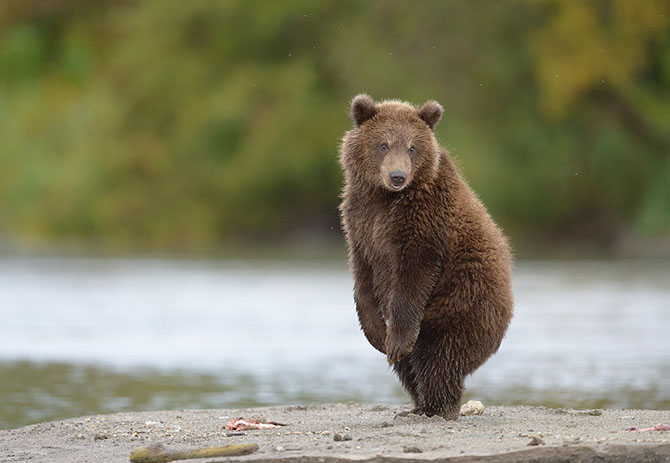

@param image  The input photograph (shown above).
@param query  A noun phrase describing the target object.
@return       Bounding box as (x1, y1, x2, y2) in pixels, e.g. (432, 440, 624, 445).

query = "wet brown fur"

(338, 94, 513, 420)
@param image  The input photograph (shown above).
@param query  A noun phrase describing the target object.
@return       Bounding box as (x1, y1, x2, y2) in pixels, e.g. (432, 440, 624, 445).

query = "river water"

(0, 257, 668, 429)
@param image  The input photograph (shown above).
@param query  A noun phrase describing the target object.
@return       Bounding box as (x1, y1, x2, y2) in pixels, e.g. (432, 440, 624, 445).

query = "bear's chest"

(346, 198, 398, 265)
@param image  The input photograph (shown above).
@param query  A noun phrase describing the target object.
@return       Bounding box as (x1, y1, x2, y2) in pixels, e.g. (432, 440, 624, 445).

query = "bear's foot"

(394, 406, 460, 421)
(413, 406, 460, 421)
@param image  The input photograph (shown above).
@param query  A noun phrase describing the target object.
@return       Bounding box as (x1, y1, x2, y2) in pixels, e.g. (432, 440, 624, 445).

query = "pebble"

(528, 436, 546, 446)
(403, 446, 423, 453)
(370, 405, 388, 411)
(334, 433, 352, 441)
(460, 400, 485, 416)
(577, 410, 602, 416)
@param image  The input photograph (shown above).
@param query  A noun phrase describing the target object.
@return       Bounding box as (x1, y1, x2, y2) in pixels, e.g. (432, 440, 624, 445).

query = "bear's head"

(341, 94, 444, 192)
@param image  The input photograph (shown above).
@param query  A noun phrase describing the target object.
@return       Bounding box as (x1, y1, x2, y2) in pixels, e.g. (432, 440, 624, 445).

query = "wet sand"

(1, 403, 668, 462)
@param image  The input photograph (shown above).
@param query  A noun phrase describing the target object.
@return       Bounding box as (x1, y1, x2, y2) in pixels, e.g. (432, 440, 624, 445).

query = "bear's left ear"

(418, 100, 444, 130)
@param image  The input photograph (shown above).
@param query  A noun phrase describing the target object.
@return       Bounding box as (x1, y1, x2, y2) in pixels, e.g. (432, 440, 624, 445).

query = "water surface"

(0, 257, 668, 429)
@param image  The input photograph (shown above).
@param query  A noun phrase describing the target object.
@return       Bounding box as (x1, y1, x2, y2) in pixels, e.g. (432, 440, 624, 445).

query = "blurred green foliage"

(0, 0, 668, 253)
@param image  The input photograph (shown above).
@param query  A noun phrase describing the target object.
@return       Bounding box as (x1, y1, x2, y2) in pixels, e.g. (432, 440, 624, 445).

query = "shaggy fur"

(338, 94, 513, 420)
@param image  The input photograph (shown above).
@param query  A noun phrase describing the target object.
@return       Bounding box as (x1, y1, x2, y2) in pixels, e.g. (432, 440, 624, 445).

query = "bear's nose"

(389, 170, 407, 187)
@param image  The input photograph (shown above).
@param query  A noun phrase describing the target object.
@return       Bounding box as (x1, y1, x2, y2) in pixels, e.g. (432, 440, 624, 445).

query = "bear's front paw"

(385, 331, 415, 364)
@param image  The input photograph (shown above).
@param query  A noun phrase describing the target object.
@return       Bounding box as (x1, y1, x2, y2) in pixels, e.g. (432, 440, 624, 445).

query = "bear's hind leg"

(392, 356, 420, 415)
(411, 332, 464, 420)
(415, 371, 463, 420)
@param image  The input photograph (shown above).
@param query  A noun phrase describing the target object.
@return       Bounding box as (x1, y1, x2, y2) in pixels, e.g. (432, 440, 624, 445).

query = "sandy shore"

(1, 404, 669, 462)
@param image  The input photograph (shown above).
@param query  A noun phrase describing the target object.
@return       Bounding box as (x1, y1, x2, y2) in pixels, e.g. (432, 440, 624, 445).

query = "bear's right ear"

(350, 94, 377, 127)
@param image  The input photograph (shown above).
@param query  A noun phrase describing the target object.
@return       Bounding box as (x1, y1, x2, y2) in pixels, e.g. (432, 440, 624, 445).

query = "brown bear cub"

(338, 94, 513, 420)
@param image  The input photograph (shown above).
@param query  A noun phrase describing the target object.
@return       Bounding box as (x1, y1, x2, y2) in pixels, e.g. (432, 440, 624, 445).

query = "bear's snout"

(380, 148, 411, 191)
(389, 170, 407, 188)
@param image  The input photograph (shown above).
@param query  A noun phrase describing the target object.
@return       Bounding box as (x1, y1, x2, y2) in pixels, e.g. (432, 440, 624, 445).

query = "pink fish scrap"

(626, 424, 670, 432)
(225, 417, 285, 431)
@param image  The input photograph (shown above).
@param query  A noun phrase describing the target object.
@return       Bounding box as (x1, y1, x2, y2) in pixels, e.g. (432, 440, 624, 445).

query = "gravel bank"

(1, 404, 668, 462)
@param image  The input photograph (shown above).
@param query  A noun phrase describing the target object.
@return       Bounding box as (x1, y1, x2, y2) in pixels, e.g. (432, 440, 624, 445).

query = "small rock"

(286, 405, 308, 411)
(577, 409, 602, 416)
(275, 445, 285, 452)
(528, 435, 545, 446)
(93, 434, 108, 441)
(460, 400, 485, 416)
(370, 405, 389, 411)
(403, 446, 423, 453)
(334, 433, 352, 441)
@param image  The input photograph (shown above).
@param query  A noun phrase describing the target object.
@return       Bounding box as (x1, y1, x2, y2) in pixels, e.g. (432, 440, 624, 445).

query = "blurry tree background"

(1, 0, 668, 255)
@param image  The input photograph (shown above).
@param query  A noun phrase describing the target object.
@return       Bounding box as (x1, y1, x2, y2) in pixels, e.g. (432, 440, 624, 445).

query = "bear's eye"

(380, 143, 388, 151)
(409, 146, 416, 153)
